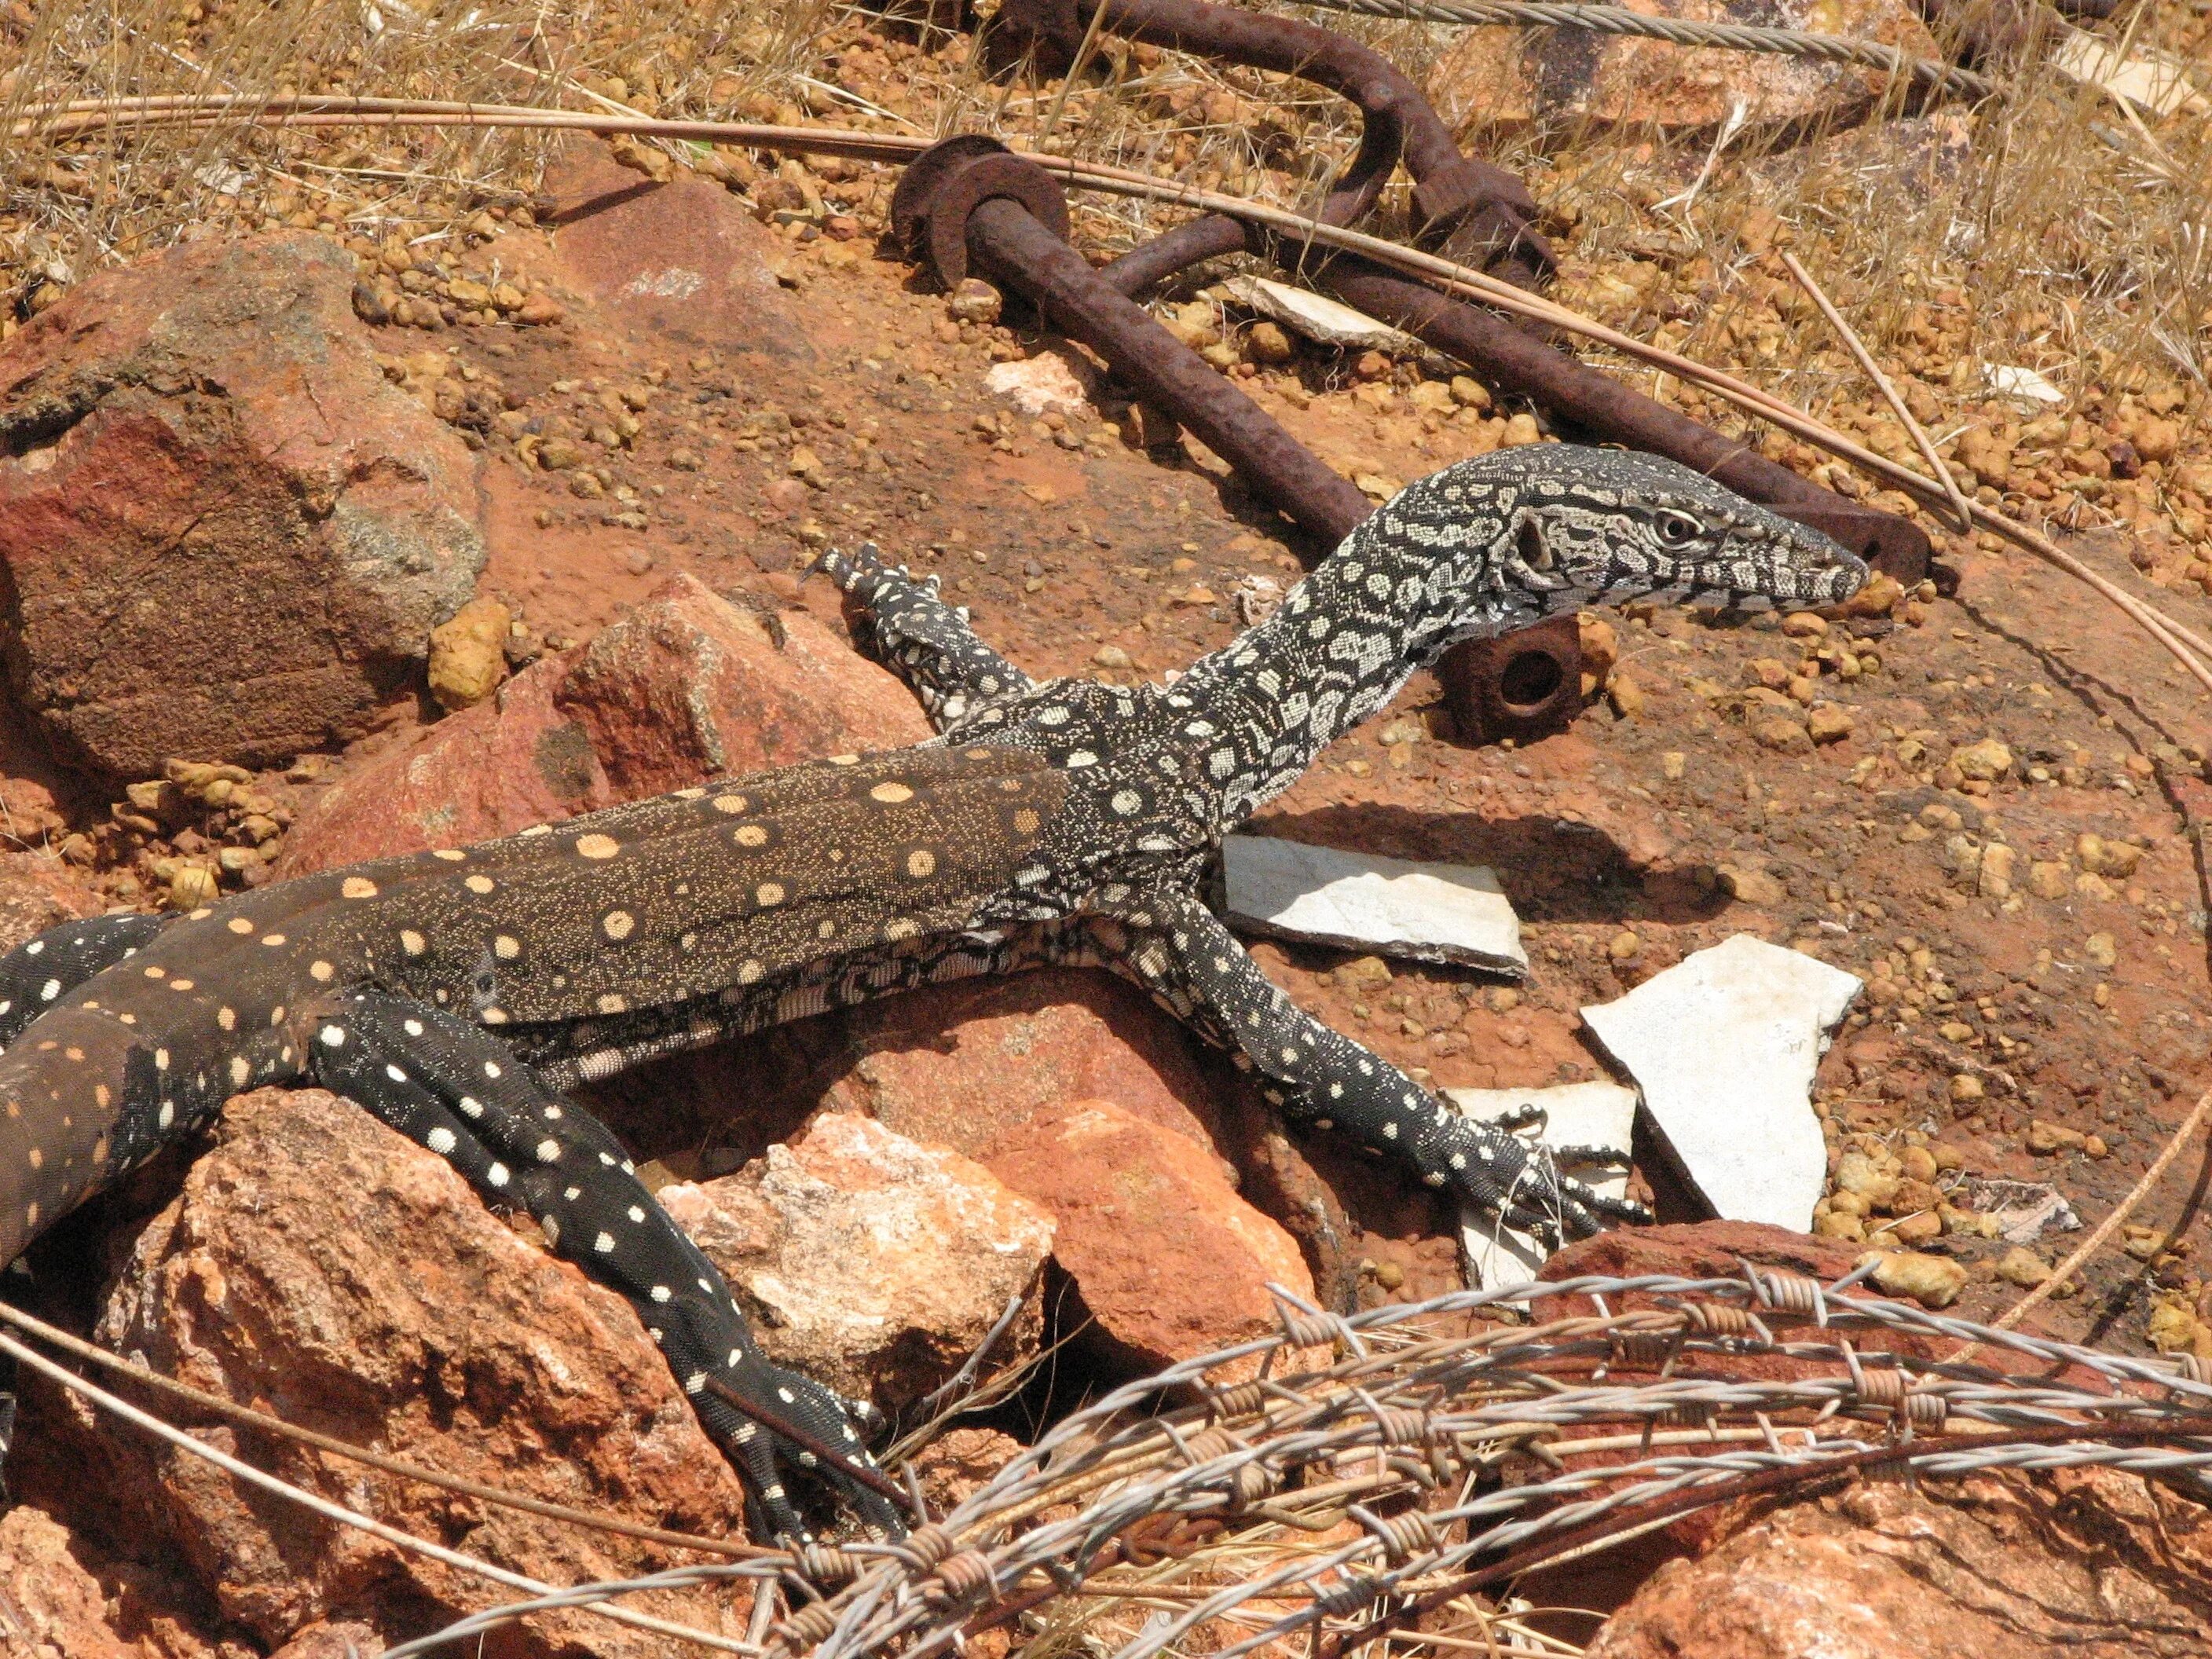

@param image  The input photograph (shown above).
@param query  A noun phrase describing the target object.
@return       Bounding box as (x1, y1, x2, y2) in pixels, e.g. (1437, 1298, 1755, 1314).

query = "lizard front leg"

(1101, 892, 1647, 1244)
(816, 542, 1034, 731)
(309, 990, 903, 1540)
(0, 914, 169, 1049)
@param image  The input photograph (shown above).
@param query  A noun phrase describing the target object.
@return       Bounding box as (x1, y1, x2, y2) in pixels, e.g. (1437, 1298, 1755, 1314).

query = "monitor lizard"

(0, 445, 1866, 1538)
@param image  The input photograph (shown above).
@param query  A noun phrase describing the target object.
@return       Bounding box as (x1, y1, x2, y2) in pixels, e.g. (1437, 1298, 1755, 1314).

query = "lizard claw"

(1445, 1119, 1651, 1243)
(710, 1353, 906, 1540)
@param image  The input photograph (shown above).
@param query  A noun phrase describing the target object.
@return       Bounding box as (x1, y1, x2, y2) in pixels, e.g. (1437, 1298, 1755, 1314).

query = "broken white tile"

(984, 350, 1094, 419)
(1222, 835, 1525, 976)
(1218, 275, 1420, 354)
(1957, 1177, 2082, 1244)
(1449, 1082, 1639, 1291)
(1580, 934, 1859, 1232)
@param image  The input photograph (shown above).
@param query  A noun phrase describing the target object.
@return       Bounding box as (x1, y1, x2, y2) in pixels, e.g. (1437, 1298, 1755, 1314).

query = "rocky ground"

(2, 2, 2210, 1652)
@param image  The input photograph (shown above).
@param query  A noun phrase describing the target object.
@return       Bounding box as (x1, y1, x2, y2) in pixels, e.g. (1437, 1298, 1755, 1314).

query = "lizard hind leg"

(815, 542, 1034, 731)
(0, 913, 169, 1050)
(309, 989, 903, 1540)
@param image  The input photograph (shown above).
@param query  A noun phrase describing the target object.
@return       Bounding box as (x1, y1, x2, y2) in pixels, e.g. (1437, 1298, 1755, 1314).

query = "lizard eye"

(1654, 511, 1702, 548)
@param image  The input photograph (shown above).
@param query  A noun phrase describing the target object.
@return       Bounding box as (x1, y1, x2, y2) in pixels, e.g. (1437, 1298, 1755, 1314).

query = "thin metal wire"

(785, 1268, 2212, 1659)
(1282, 0, 2000, 100)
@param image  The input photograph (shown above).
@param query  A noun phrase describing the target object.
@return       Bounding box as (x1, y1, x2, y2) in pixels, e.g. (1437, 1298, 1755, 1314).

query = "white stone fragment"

(2049, 25, 2209, 118)
(1957, 1177, 2082, 1244)
(1218, 276, 1421, 354)
(984, 351, 1095, 418)
(1448, 1082, 1638, 1291)
(1222, 835, 1526, 976)
(1580, 934, 1859, 1232)
(1980, 363, 2065, 405)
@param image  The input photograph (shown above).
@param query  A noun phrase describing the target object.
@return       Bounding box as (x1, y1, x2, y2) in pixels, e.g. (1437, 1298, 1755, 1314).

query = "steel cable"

(1282, 0, 2001, 100)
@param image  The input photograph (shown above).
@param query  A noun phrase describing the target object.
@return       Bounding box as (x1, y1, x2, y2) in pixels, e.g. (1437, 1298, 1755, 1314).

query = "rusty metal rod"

(964, 192, 1375, 544)
(994, 0, 1551, 282)
(1319, 256, 1931, 577)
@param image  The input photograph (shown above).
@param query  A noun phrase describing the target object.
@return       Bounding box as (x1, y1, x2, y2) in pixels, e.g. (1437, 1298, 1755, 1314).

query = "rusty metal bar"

(993, 0, 1552, 284)
(894, 139, 1373, 544)
(1319, 258, 1931, 579)
(997, 0, 1928, 579)
(969, 197, 1375, 543)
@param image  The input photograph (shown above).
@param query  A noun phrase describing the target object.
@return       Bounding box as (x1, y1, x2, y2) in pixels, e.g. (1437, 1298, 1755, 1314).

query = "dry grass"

(1, 1, 2209, 570)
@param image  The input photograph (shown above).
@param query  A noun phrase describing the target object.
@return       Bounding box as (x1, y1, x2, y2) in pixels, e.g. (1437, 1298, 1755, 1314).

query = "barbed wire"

(26, 1247, 2207, 1656)
(1283, 0, 2002, 101)
(353, 1264, 2212, 1659)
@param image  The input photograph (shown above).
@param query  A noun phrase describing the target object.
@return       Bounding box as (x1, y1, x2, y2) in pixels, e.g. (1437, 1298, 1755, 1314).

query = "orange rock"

(0, 1507, 137, 1659)
(276, 573, 928, 872)
(1587, 1469, 2212, 1658)
(80, 1087, 749, 1653)
(984, 1097, 1314, 1380)
(803, 968, 1231, 1161)
(0, 848, 104, 951)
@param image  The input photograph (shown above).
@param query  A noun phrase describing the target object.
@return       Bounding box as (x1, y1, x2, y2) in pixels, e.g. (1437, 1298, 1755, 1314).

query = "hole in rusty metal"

(1497, 649, 1566, 713)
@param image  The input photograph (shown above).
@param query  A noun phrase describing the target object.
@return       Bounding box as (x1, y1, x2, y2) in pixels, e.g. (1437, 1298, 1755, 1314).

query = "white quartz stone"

(1221, 835, 1525, 976)
(1580, 933, 1859, 1232)
(1449, 1082, 1639, 1291)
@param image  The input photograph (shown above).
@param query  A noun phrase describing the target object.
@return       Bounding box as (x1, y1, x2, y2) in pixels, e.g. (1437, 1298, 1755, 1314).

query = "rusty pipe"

(1318, 257, 1930, 580)
(967, 196, 1374, 544)
(893, 141, 1375, 545)
(993, 0, 1551, 284)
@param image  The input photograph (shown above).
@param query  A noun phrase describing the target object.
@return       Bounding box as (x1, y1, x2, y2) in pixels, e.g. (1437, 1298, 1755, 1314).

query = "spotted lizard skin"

(0, 446, 1864, 1538)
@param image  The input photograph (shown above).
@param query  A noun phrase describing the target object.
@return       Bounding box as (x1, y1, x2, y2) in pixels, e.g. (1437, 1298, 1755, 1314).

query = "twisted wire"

(1283, 0, 2001, 100)
(792, 1273, 2212, 1659)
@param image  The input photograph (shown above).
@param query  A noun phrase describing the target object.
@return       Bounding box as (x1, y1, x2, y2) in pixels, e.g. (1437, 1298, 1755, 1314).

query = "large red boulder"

(0, 233, 485, 780)
(276, 573, 931, 873)
(66, 1088, 750, 1654)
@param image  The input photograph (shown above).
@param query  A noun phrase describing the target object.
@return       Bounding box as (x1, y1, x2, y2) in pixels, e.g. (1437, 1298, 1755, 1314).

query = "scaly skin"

(0, 446, 1863, 1537)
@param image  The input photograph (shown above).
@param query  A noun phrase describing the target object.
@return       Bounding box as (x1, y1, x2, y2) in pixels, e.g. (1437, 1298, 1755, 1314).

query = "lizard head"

(1391, 445, 1868, 632)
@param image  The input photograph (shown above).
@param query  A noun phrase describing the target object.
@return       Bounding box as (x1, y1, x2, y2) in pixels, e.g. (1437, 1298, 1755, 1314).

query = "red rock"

(0, 850, 104, 953)
(799, 969, 1232, 1162)
(1539, 1219, 1863, 1292)
(657, 1111, 1054, 1406)
(270, 1624, 384, 1659)
(0, 233, 485, 780)
(1427, 0, 1941, 137)
(545, 148, 814, 361)
(0, 1507, 137, 1659)
(983, 1097, 1314, 1379)
(1588, 1469, 2212, 1659)
(1536, 1221, 1948, 1375)
(556, 576, 928, 796)
(0, 776, 66, 852)
(79, 1087, 750, 1654)
(276, 573, 929, 873)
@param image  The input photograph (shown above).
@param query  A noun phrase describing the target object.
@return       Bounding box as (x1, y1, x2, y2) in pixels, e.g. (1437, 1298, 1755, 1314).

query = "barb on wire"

(769, 1265, 2212, 1659)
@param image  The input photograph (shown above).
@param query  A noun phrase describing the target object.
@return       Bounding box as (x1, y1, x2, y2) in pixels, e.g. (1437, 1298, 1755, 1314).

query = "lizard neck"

(1181, 486, 1525, 829)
